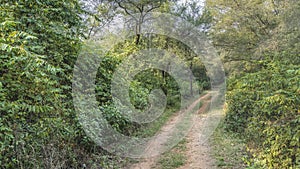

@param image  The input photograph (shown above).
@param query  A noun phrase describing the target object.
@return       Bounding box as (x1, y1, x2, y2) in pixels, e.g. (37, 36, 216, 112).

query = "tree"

(208, 1, 300, 168)
(115, 0, 167, 44)
(80, 0, 119, 38)
(171, 0, 213, 95)
(206, 0, 284, 75)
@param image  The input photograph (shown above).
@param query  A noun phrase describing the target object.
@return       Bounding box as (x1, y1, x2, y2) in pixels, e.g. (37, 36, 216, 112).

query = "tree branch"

(116, 0, 138, 22)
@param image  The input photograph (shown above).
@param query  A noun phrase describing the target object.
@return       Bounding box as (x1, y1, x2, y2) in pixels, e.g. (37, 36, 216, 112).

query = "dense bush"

(95, 53, 183, 136)
(0, 1, 210, 167)
(0, 0, 87, 168)
(224, 61, 300, 168)
(0, 1, 125, 168)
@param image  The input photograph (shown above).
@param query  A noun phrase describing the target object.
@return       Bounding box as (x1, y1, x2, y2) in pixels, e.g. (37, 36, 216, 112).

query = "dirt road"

(128, 92, 221, 169)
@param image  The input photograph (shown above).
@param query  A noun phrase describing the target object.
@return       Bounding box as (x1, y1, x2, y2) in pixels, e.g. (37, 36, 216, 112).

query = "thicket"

(92, 35, 210, 136)
(225, 61, 299, 168)
(0, 0, 95, 168)
(0, 0, 210, 168)
(207, 0, 300, 168)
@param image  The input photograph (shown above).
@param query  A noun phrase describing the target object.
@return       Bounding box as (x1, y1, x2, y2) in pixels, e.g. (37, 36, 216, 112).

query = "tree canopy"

(0, 0, 299, 168)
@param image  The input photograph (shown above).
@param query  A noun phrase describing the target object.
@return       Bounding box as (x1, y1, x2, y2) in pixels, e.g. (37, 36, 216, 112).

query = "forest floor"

(127, 91, 223, 169)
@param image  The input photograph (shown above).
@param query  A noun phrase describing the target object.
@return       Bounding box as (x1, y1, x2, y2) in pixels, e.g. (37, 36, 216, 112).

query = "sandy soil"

(178, 99, 217, 169)
(128, 92, 217, 169)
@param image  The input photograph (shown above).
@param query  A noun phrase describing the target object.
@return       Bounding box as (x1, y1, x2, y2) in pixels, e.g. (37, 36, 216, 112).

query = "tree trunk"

(190, 61, 193, 96)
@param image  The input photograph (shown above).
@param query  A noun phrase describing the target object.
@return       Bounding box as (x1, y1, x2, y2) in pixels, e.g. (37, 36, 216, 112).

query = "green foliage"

(158, 139, 187, 169)
(96, 56, 121, 104)
(208, 1, 300, 167)
(0, 0, 212, 167)
(211, 119, 247, 168)
(224, 61, 300, 168)
(207, 0, 281, 59)
(94, 50, 182, 136)
(158, 153, 186, 169)
(129, 80, 150, 111)
(101, 103, 132, 133)
(91, 32, 210, 137)
(0, 0, 113, 168)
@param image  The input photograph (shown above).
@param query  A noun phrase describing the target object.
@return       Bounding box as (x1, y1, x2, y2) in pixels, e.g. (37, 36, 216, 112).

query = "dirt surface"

(178, 99, 216, 169)
(128, 92, 217, 169)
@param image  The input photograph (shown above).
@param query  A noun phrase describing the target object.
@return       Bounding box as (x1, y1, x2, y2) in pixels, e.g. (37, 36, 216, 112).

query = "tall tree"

(206, 0, 284, 75)
(115, 0, 167, 44)
(172, 0, 212, 94)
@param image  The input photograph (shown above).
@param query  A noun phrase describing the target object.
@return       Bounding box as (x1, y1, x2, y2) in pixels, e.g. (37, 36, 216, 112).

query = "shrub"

(224, 61, 300, 168)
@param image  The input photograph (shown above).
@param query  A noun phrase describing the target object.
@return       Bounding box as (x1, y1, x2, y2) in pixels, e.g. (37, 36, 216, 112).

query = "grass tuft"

(210, 120, 248, 168)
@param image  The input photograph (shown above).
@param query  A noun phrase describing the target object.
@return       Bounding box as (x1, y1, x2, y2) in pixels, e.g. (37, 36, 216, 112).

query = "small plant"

(155, 138, 187, 169)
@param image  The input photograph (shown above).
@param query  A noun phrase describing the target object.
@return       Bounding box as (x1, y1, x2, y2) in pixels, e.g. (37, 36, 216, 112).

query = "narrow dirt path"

(128, 92, 214, 169)
(178, 88, 224, 169)
(178, 99, 216, 169)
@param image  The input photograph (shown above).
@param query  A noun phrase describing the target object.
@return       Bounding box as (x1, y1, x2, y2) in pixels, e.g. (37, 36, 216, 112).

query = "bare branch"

(145, 1, 162, 13)
(116, 0, 138, 22)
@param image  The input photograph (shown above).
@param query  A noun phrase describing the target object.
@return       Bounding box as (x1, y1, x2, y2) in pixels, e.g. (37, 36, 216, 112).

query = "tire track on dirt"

(129, 93, 212, 169)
